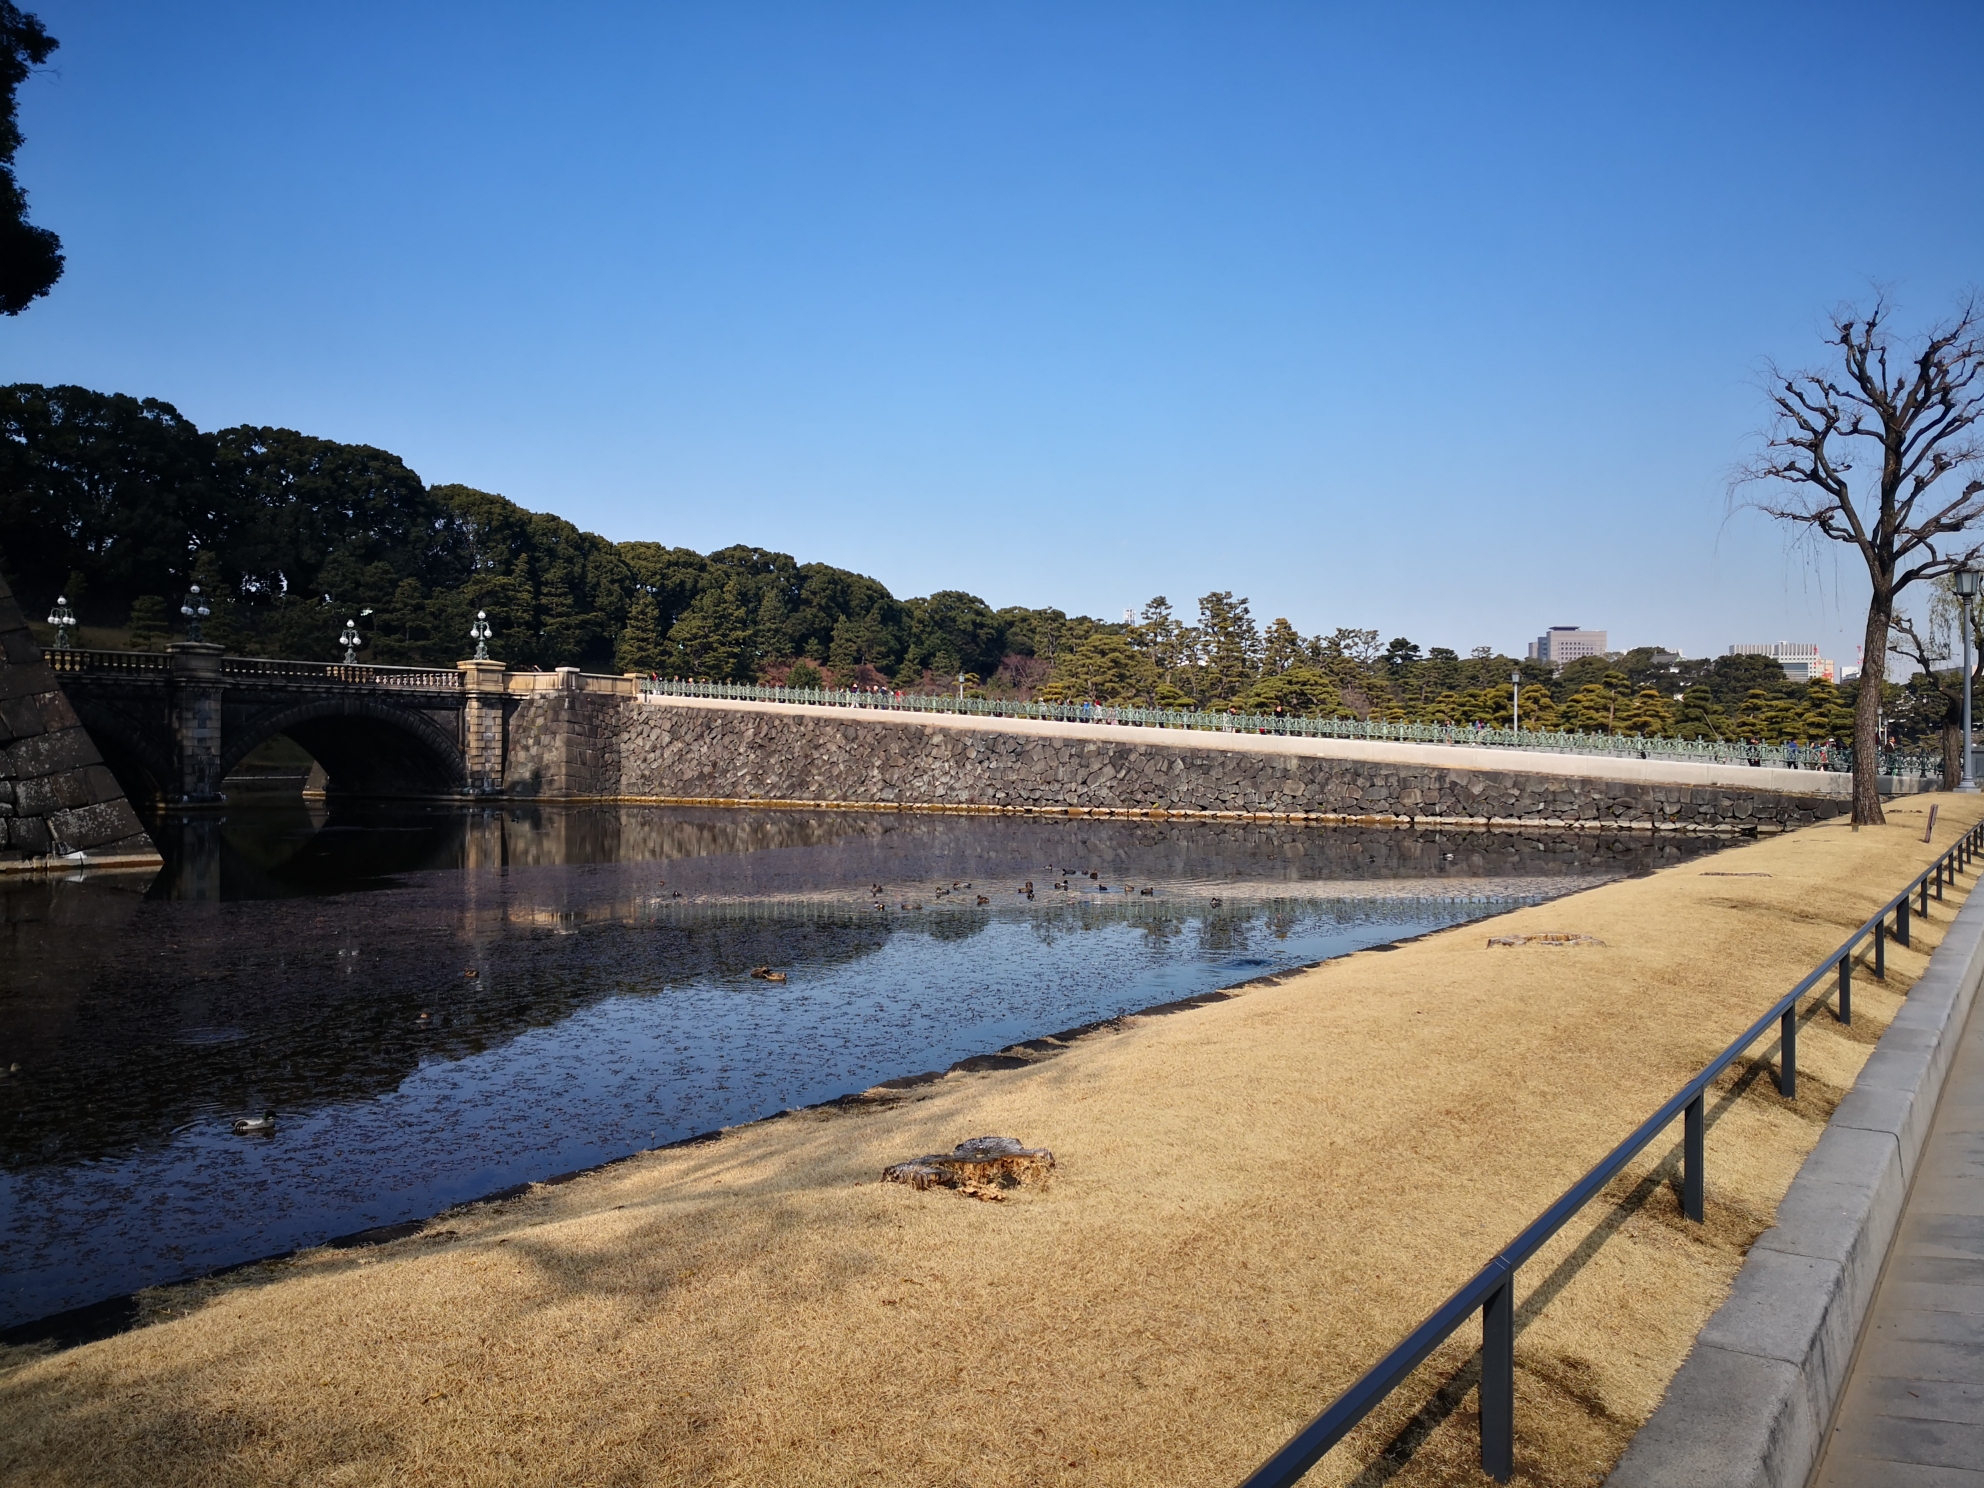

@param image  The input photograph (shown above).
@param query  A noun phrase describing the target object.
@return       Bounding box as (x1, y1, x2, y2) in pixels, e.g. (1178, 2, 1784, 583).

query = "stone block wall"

(500, 685, 623, 798)
(0, 573, 157, 865)
(604, 700, 1849, 831)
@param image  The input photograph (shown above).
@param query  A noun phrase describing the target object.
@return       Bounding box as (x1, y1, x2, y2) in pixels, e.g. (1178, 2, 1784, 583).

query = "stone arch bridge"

(40, 645, 1860, 833)
(46, 645, 631, 806)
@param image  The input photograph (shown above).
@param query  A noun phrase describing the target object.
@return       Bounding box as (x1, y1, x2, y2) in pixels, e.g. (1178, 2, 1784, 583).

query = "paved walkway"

(1811, 972, 1984, 1486)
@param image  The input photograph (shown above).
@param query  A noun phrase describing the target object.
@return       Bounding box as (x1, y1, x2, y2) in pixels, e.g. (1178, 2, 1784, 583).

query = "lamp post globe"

(46, 594, 75, 650)
(339, 617, 363, 665)
(179, 585, 210, 643)
(1956, 568, 1981, 791)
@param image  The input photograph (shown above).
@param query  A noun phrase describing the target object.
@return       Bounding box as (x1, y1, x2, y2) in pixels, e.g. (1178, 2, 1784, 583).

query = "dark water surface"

(0, 804, 1726, 1328)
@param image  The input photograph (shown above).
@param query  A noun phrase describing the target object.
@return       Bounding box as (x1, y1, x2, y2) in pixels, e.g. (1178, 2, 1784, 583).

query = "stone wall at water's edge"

(574, 698, 1848, 832)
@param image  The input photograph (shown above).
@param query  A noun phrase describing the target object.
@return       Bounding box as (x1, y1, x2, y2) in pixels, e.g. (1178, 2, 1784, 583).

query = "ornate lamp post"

(469, 609, 493, 661)
(339, 617, 364, 664)
(1510, 670, 1521, 733)
(46, 594, 75, 649)
(180, 585, 210, 642)
(1955, 566, 1980, 792)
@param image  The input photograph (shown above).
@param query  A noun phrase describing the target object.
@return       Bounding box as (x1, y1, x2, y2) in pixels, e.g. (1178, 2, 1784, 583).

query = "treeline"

(1039, 596, 1868, 744)
(0, 380, 1929, 750)
(0, 384, 1059, 678)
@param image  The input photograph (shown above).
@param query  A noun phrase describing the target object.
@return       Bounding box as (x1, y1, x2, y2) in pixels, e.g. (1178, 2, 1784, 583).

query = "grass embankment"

(3, 800, 1978, 1488)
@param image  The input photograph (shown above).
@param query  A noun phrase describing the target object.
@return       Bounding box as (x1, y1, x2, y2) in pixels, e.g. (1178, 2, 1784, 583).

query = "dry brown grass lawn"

(3, 799, 1978, 1488)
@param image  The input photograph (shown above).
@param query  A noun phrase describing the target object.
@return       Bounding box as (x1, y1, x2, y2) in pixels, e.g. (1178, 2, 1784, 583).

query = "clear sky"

(5, 2, 1981, 667)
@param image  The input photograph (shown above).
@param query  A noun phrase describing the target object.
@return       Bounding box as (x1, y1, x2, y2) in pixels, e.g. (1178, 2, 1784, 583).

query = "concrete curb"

(1608, 873, 1984, 1488)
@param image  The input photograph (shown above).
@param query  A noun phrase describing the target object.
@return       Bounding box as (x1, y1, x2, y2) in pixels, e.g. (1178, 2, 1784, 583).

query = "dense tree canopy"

(0, 4, 60, 314)
(0, 379, 1926, 751)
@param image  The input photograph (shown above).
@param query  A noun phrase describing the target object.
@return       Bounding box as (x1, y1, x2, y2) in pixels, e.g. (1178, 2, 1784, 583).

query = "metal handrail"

(1238, 816, 1984, 1485)
(637, 676, 1938, 779)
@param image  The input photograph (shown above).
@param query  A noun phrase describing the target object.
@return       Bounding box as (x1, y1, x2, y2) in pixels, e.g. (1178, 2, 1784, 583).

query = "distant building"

(1727, 642, 1835, 684)
(1527, 626, 1607, 664)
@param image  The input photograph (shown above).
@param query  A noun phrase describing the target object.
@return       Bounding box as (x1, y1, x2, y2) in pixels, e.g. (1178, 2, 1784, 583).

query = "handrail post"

(1838, 951, 1852, 1025)
(1683, 1094, 1705, 1222)
(1938, 861, 1946, 902)
(1779, 1002, 1797, 1098)
(1481, 1273, 1514, 1482)
(1898, 893, 1911, 948)
(1873, 919, 1884, 983)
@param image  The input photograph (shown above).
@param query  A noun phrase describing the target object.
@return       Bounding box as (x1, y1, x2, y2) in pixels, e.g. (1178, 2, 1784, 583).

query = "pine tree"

(1260, 617, 1304, 676)
(126, 594, 169, 651)
(666, 582, 751, 680)
(615, 591, 666, 673)
(1038, 633, 1156, 704)
(1561, 682, 1620, 733)
(1673, 686, 1727, 741)
(1197, 591, 1261, 705)
(1514, 684, 1560, 731)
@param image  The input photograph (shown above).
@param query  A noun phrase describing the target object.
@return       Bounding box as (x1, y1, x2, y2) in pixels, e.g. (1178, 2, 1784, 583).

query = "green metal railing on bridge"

(637, 676, 1937, 779)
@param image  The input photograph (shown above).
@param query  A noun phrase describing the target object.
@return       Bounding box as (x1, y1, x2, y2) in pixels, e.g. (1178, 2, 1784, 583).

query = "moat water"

(0, 802, 1728, 1331)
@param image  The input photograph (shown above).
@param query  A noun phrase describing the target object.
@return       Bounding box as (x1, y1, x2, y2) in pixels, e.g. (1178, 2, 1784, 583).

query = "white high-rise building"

(1727, 642, 1835, 684)
(1527, 626, 1607, 664)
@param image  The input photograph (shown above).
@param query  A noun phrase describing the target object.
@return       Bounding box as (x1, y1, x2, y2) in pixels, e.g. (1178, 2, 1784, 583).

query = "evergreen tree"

(615, 591, 666, 673)
(1514, 685, 1560, 731)
(126, 594, 169, 650)
(667, 581, 752, 680)
(0, 4, 62, 315)
(1238, 664, 1338, 716)
(1260, 616, 1304, 676)
(1617, 687, 1676, 737)
(1561, 679, 1623, 733)
(1673, 686, 1728, 741)
(1039, 633, 1156, 704)
(1197, 590, 1260, 704)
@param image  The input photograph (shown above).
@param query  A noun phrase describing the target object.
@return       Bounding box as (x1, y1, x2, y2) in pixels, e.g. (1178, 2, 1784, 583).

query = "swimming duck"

(976, 894, 989, 905)
(233, 1111, 276, 1135)
(762, 971, 787, 983)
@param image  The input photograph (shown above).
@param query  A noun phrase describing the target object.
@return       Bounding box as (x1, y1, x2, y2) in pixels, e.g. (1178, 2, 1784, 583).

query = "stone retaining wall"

(0, 573, 156, 869)
(575, 697, 1849, 832)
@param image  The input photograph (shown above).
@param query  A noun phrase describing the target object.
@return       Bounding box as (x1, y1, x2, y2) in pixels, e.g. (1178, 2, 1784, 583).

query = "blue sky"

(5, 2, 1981, 667)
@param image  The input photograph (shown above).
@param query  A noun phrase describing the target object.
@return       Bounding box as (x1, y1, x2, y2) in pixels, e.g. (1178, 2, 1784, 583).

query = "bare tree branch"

(1736, 293, 1984, 822)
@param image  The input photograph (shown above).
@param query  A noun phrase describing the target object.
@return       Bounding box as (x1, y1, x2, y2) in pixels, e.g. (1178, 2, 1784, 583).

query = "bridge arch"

(221, 696, 466, 798)
(66, 698, 177, 809)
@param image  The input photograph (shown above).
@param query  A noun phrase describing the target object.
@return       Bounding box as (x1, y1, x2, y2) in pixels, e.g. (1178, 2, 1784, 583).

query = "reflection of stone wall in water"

(457, 806, 1723, 886)
(0, 573, 157, 866)
(596, 702, 1845, 833)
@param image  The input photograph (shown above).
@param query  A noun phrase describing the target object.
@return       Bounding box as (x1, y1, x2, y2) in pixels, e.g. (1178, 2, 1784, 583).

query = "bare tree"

(1743, 295, 1984, 823)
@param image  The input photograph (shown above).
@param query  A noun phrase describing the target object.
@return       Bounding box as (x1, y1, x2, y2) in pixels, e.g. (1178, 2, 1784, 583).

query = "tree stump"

(882, 1136, 1055, 1199)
